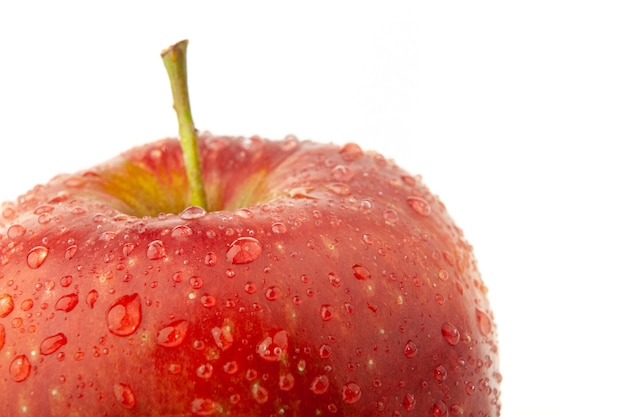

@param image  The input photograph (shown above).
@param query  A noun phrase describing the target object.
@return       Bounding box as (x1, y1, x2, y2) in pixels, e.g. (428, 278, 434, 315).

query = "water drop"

(60, 275, 73, 287)
(383, 209, 399, 225)
(27, 246, 49, 269)
(441, 323, 460, 346)
(211, 324, 234, 350)
(352, 264, 371, 280)
(122, 243, 135, 257)
(7, 224, 26, 240)
(407, 196, 431, 216)
(438, 270, 449, 281)
(201, 293, 217, 308)
(252, 384, 269, 404)
(319, 344, 332, 359)
(106, 293, 142, 336)
(146, 240, 166, 260)
(196, 363, 214, 380)
(339, 143, 363, 161)
(113, 383, 137, 409)
(10, 355, 31, 382)
(256, 329, 288, 362)
(342, 382, 362, 404)
(279, 372, 295, 391)
(223, 361, 239, 374)
(331, 165, 355, 182)
(475, 308, 492, 336)
(157, 320, 189, 347)
(189, 276, 204, 289)
(271, 222, 287, 234)
(326, 183, 351, 195)
(0, 324, 5, 350)
(179, 206, 207, 220)
(404, 340, 418, 358)
(191, 398, 219, 415)
(465, 382, 476, 395)
(310, 375, 330, 394)
(55, 293, 79, 312)
(403, 393, 416, 411)
(432, 400, 448, 417)
(86, 290, 98, 308)
(244, 282, 257, 294)
(0, 294, 14, 318)
(320, 304, 335, 321)
(264, 286, 280, 301)
(40, 333, 68, 355)
(328, 272, 341, 287)
(64, 244, 78, 261)
(171, 225, 193, 238)
(434, 365, 448, 381)
(226, 237, 262, 264)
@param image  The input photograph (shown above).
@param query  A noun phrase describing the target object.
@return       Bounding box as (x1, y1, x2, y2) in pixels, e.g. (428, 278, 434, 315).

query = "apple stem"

(161, 39, 208, 210)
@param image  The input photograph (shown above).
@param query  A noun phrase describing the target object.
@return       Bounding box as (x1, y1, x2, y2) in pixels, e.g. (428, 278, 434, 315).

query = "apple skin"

(0, 133, 501, 416)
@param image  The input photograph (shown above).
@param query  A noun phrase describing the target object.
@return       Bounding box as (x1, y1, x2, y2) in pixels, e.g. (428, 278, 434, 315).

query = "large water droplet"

(407, 196, 431, 216)
(179, 206, 207, 220)
(256, 329, 288, 362)
(226, 237, 262, 264)
(0, 324, 5, 351)
(403, 393, 416, 411)
(339, 143, 363, 161)
(106, 293, 142, 336)
(264, 286, 280, 301)
(434, 365, 448, 381)
(157, 320, 189, 348)
(318, 344, 332, 359)
(342, 382, 362, 404)
(55, 293, 79, 312)
(86, 290, 99, 308)
(252, 384, 269, 404)
(113, 383, 137, 409)
(331, 165, 355, 182)
(196, 363, 214, 381)
(191, 398, 219, 415)
(27, 246, 49, 269)
(279, 372, 295, 391)
(432, 400, 449, 417)
(441, 322, 460, 346)
(10, 355, 31, 382)
(211, 324, 234, 350)
(475, 308, 492, 336)
(310, 375, 330, 394)
(171, 225, 193, 238)
(146, 240, 166, 260)
(40, 333, 68, 355)
(320, 304, 335, 321)
(352, 264, 371, 280)
(271, 222, 287, 234)
(7, 224, 26, 240)
(0, 294, 14, 318)
(404, 340, 418, 358)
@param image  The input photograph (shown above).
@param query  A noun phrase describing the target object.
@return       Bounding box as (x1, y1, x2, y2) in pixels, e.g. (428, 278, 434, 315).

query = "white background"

(1, 2, 625, 416)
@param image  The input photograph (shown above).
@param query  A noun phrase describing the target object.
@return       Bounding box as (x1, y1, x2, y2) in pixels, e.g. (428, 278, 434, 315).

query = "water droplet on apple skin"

(113, 383, 137, 409)
(226, 236, 263, 264)
(157, 320, 189, 347)
(106, 293, 142, 337)
(0, 293, 15, 318)
(40, 332, 68, 355)
(26, 245, 49, 269)
(9, 354, 31, 382)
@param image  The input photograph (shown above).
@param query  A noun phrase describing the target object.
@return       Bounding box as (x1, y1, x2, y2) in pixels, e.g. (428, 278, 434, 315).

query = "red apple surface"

(0, 41, 500, 416)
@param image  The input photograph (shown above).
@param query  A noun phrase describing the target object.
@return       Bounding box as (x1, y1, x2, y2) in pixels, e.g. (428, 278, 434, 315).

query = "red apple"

(0, 41, 501, 416)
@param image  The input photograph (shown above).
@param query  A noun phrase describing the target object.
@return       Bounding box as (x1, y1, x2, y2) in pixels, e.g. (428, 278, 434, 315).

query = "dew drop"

(223, 360, 239, 374)
(55, 293, 79, 312)
(465, 382, 476, 395)
(339, 143, 363, 161)
(244, 282, 257, 294)
(157, 320, 189, 347)
(113, 383, 137, 409)
(10, 355, 31, 382)
(226, 237, 262, 264)
(434, 365, 448, 381)
(310, 375, 330, 394)
(407, 196, 431, 216)
(7, 224, 26, 240)
(352, 264, 371, 280)
(342, 382, 362, 404)
(256, 329, 288, 362)
(319, 344, 332, 359)
(438, 270, 449, 281)
(40, 333, 68, 355)
(403, 393, 416, 411)
(279, 372, 295, 391)
(171, 225, 193, 238)
(383, 209, 399, 225)
(331, 165, 355, 182)
(271, 222, 287, 234)
(0, 324, 5, 350)
(196, 363, 214, 381)
(106, 293, 142, 336)
(264, 286, 280, 301)
(0, 294, 14, 318)
(191, 397, 219, 415)
(326, 183, 351, 195)
(86, 290, 98, 308)
(189, 276, 204, 289)
(122, 243, 135, 257)
(201, 293, 217, 308)
(328, 272, 341, 287)
(404, 340, 418, 358)
(27, 246, 49, 269)
(433, 400, 448, 417)
(252, 384, 269, 404)
(475, 308, 493, 336)
(441, 322, 460, 346)
(60, 275, 73, 287)
(146, 240, 166, 260)
(320, 304, 335, 321)
(179, 206, 207, 220)
(211, 324, 234, 350)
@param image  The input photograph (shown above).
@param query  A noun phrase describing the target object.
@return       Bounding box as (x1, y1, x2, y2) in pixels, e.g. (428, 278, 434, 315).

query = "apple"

(0, 40, 501, 416)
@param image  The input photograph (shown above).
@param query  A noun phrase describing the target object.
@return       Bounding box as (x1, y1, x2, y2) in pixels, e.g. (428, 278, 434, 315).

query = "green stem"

(161, 39, 208, 210)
